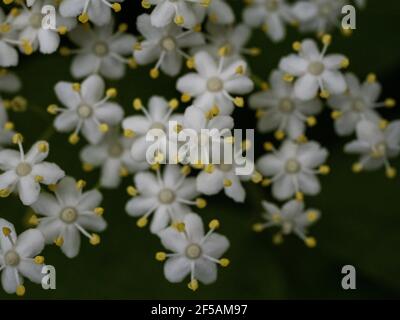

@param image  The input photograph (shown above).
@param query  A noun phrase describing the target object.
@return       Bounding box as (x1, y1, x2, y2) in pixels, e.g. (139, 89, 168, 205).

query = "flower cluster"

(3, 0, 398, 297)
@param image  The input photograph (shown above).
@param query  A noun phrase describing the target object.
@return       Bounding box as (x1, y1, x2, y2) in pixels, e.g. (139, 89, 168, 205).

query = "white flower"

(125, 165, 204, 234)
(344, 120, 400, 177)
(292, 0, 345, 34)
(178, 106, 234, 165)
(327, 73, 394, 136)
(60, 0, 124, 26)
(243, 0, 294, 42)
(67, 20, 135, 79)
(80, 131, 149, 189)
(257, 140, 329, 200)
(192, 23, 255, 65)
(177, 51, 254, 115)
(51, 74, 124, 144)
(0, 99, 15, 149)
(12, 1, 60, 54)
(122, 96, 183, 164)
(249, 70, 322, 139)
(196, 143, 254, 203)
(0, 69, 21, 93)
(0, 219, 45, 296)
(134, 14, 205, 77)
(253, 199, 319, 247)
(31, 176, 107, 258)
(144, 0, 206, 29)
(279, 37, 348, 100)
(0, 136, 65, 205)
(193, 0, 235, 25)
(156, 213, 230, 291)
(354, 0, 366, 8)
(0, 8, 20, 67)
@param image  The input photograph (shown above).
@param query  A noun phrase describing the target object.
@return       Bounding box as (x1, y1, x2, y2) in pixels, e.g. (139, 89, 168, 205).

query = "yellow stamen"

(209, 219, 219, 230)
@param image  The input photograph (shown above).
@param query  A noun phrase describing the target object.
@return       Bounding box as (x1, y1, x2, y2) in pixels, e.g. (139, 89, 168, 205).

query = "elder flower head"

(0, 135, 65, 205)
(50, 74, 124, 145)
(156, 213, 230, 291)
(125, 165, 203, 234)
(177, 50, 254, 116)
(253, 199, 319, 247)
(30, 176, 107, 258)
(257, 140, 329, 201)
(0, 218, 45, 296)
(134, 14, 205, 77)
(249, 70, 322, 140)
(344, 119, 400, 178)
(279, 36, 348, 100)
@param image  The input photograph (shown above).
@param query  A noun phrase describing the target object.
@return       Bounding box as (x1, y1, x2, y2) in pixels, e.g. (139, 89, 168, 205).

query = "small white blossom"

(249, 70, 322, 139)
(31, 176, 107, 258)
(344, 120, 400, 177)
(257, 140, 329, 200)
(0, 8, 20, 67)
(60, 0, 124, 26)
(0, 219, 45, 296)
(0, 136, 65, 205)
(0, 69, 21, 93)
(279, 37, 348, 100)
(125, 165, 203, 234)
(51, 74, 124, 144)
(80, 131, 149, 189)
(67, 20, 135, 79)
(253, 199, 319, 247)
(122, 96, 183, 164)
(243, 0, 294, 42)
(177, 51, 254, 115)
(134, 14, 205, 77)
(193, 0, 235, 25)
(157, 213, 229, 291)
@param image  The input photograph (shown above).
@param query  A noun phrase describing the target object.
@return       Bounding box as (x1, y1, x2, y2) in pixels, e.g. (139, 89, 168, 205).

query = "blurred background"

(1, 0, 400, 299)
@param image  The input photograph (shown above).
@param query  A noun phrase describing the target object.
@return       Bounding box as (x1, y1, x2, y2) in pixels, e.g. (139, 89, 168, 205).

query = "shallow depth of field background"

(1, 0, 400, 299)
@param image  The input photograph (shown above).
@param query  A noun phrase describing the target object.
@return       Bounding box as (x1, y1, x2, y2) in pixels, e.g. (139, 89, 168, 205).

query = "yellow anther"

(124, 129, 135, 138)
(82, 163, 94, 172)
(174, 15, 184, 25)
(47, 104, 59, 115)
(366, 73, 376, 83)
(196, 198, 207, 209)
(218, 46, 229, 57)
(133, 42, 142, 51)
(306, 116, 317, 127)
(305, 236, 317, 248)
(37, 142, 48, 153)
(112, 3, 121, 12)
(352, 162, 363, 173)
(127, 57, 137, 68)
(193, 24, 202, 32)
(223, 179, 232, 187)
(318, 165, 330, 175)
(200, 0, 210, 6)
(68, 133, 80, 145)
(283, 73, 294, 82)
(133, 98, 143, 110)
(151, 163, 160, 171)
(150, 68, 159, 79)
(296, 134, 308, 144)
(119, 166, 129, 177)
(252, 223, 265, 232)
(78, 13, 89, 23)
(271, 213, 281, 223)
(4, 121, 14, 131)
(94, 207, 104, 216)
(386, 166, 397, 179)
(106, 88, 117, 98)
(9, 7, 19, 16)
(48, 184, 57, 192)
(274, 130, 285, 140)
(261, 178, 271, 187)
(248, 47, 261, 56)
(54, 236, 64, 247)
(21, 39, 33, 55)
(155, 251, 166, 261)
(260, 82, 269, 91)
(12, 133, 23, 144)
(34, 175, 43, 183)
(251, 171, 263, 184)
(204, 164, 214, 173)
(321, 34, 332, 45)
(186, 57, 195, 69)
(235, 65, 245, 75)
(181, 93, 191, 103)
(141, 0, 151, 9)
(340, 58, 350, 69)
(127, 186, 138, 197)
(118, 23, 128, 32)
(57, 25, 68, 35)
(59, 46, 71, 56)
(180, 165, 191, 176)
(0, 23, 11, 33)
(16, 285, 25, 297)
(76, 179, 86, 190)
(168, 98, 179, 110)
(175, 222, 186, 232)
(320, 90, 330, 99)
(295, 191, 304, 201)
(34, 256, 45, 264)
(307, 211, 319, 222)
(72, 83, 80, 92)
(209, 219, 220, 230)
(137, 217, 148, 228)
(331, 110, 342, 120)
(234, 97, 244, 107)
(89, 233, 100, 245)
(2, 227, 11, 236)
(379, 119, 388, 129)
(219, 258, 230, 267)
(272, 233, 283, 245)
(28, 214, 39, 226)
(292, 41, 302, 51)
(188, 279, 198, 291)
(98, 123, 109, 133)
(0, 189, 10, 198)
(384, 98, 396, 108)
(263, 141, 274, 151)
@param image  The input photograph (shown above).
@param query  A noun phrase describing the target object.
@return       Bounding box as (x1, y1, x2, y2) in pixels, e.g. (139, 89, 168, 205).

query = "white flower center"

(207, 77, 224, 92)
(161, 37, 176, 51)
(30, 13, 42, 29)
(158, 188, 175, 204)
(279, 98, 294, 113)
(185, 243, 202, 259)
(15, 162, 32, 177)
(93, 41, 109, 57)
(108, 143, 123, 157)
(308, 61, 325, 76)
(4, 250, 20, 266)
(219, 164, 233, 172)
(266, 0, 278, 11)
(60, 207, 78, 223)
(352, 99, 365, 112)
(77, 104, 93, 118)
(285, 158, 301, 173)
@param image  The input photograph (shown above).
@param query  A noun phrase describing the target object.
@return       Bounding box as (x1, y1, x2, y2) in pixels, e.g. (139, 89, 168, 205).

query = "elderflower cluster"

(2, 0, 398, 297)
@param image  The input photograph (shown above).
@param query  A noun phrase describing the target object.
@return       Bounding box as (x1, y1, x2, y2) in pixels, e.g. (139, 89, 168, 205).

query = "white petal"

(54, 82, 81, 109)
(125, 196, 156, 217)
(71, 54, 100, 79)
(94, 102, 124, 125)
(77, 189, 102, 211)
(54, 111, 79, 132)
(61, 225, 81, 258)
(272, 175, 294, 200)
(279, 55, 308, 76)
(151, 1, 175, 28)
(15, 229, 44, 257)
(77, 214, 106, 232)
(256, 154, 282, 176)
(294, 74, 319, 100)
(184, 213, 204, 243)
(322, 71, 347, 95)
(298, 173, 321, 195)
(31, 193, 61, 217)
(164, 256, 191, 283)
(1, 267, 21, 294)
(55, 176, 81, 206)
(150, 206, 170, 233)
(18, 261, 43, 283)
(159, 227, 187, 253)
(81, 74, 105, 105)
(37, 29, 59, 54)
(196, 170, 224, 195)
(194, 258, 217, 284)
(202, 233, 229, 258)
(18, 176, 40, 205)
(194, 51, 218, 78)
(177, 73, 206, 96)
(31, 162, 65, 185)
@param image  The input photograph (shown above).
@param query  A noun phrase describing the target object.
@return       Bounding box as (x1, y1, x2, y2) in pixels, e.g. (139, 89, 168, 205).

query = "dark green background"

(1, 0, 400, 299)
